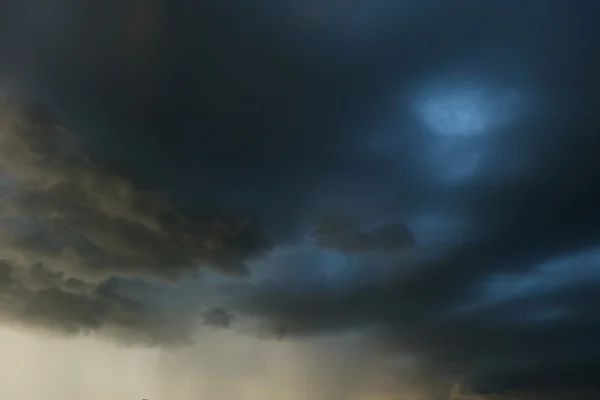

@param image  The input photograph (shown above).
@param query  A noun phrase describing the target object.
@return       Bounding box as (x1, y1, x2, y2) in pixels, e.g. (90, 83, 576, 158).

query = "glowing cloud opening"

(414, 83, 522, 137)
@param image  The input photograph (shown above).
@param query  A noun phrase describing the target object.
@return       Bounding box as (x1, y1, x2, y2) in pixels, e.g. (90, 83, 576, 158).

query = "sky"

(0, 0, 600, 399)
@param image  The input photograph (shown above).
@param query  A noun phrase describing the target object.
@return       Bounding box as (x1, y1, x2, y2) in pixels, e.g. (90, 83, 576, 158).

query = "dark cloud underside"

(0, 99, 268, 342)
(1, 0, 600, 398)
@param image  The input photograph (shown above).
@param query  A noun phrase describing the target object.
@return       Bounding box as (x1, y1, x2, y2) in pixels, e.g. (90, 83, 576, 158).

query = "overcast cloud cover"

(1, 0, 600, 399)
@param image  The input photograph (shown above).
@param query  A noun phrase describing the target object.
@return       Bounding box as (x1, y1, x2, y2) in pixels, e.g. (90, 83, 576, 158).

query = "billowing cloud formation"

(1, 0, 600, 399)
(0, 98, 268, 341)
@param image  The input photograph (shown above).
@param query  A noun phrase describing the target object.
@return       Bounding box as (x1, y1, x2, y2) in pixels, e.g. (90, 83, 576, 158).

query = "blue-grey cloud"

(1, 0, 600, 398)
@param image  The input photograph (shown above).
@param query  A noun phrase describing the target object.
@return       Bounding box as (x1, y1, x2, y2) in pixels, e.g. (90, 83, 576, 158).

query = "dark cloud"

(1, 0, 600, 398)
(200, 307, 234, 329)
(0, 260, 171, 344)
(0, 261, 14, 291)
(313, 212, 415, 253)
(0, 99, 268, 343)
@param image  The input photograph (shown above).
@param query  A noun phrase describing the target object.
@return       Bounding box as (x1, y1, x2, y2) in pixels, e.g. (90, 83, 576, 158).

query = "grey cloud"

(234, 244, 600, 395)
(0, 100, 269, 279)
(200, 307, 234, 329)
(2, 0, 600, 398)
(0, 261, 13, 291)
(0, 99, 269, 342)
(313, 212, 415, 253)
(0, 261, 171, 344)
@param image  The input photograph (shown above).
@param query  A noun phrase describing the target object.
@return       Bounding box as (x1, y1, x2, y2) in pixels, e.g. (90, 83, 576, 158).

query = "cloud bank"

(1, 0, 600, 399)
(0, 98, 268, 343)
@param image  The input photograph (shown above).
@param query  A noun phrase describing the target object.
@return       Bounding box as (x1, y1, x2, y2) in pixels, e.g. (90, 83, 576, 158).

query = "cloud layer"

(0, 98, 268, 342)
(1, 0, 600, 398)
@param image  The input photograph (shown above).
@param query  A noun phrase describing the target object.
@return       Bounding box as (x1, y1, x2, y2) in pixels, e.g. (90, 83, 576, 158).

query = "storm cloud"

(313, 212, 415, 253)
(0, 98, 268, 342)
(1, 0, 600, 399)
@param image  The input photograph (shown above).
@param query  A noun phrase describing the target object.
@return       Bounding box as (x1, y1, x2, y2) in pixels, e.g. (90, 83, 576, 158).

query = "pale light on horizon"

(0, 325, 407, 400)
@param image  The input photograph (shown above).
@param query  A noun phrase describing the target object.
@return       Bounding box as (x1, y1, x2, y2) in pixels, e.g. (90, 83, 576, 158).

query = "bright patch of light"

(408, 79, 527, 184)
(415, 84, 522, 137)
